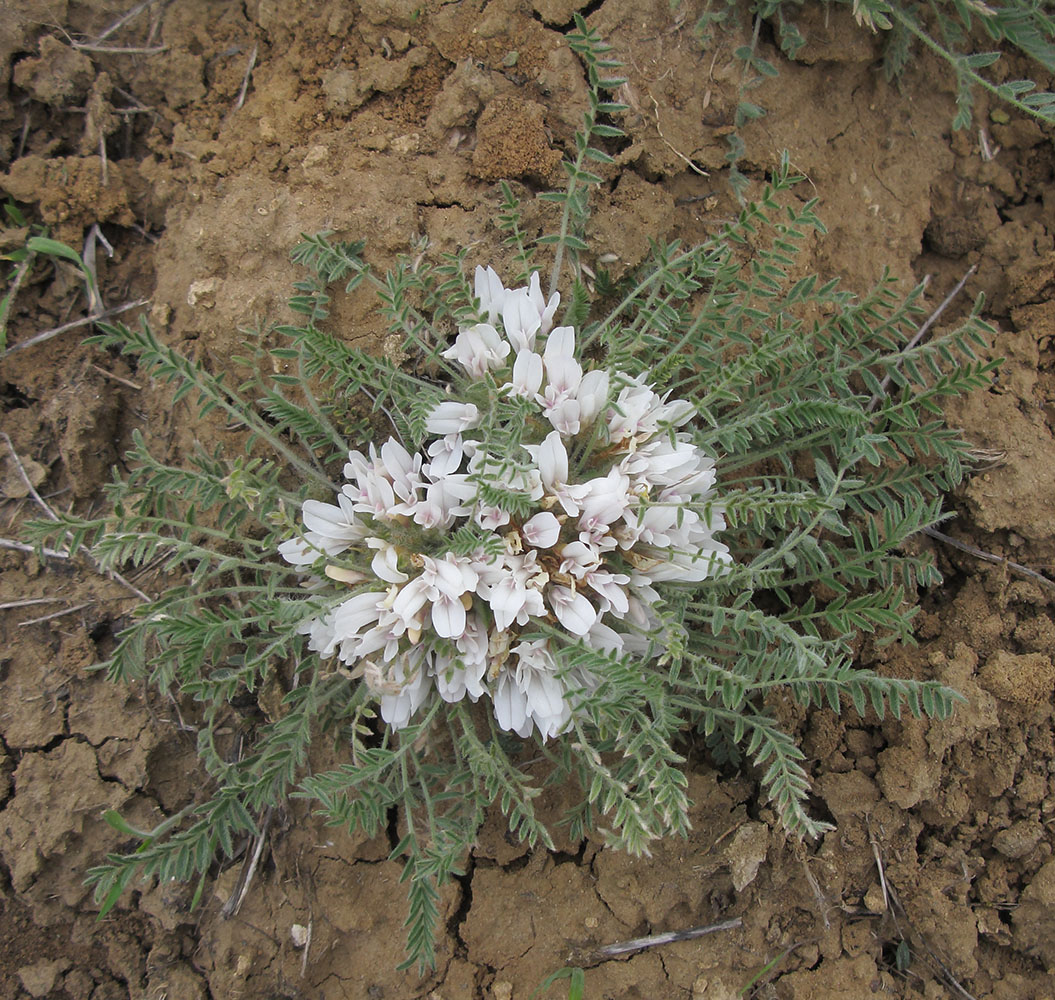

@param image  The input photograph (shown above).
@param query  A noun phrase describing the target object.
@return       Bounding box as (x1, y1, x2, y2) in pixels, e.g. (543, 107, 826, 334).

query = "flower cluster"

(280, 268, 731, 739)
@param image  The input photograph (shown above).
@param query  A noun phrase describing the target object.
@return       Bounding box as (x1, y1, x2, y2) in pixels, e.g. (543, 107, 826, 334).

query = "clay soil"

(1, 1, 1054, 998)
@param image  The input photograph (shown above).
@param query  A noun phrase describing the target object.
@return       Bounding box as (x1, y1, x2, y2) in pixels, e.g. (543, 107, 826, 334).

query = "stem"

(887, 5, 1053, 125)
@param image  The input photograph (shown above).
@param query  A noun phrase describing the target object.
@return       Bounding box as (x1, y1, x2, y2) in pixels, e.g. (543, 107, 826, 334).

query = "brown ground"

(1, 1, 1053, 998)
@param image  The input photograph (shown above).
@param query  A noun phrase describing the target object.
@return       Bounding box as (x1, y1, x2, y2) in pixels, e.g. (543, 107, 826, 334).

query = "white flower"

(512, 638, 571, 739)
(547, 584, 598, 636)
(281, 265, 730, 743)
(443, 323, 511, 378)
(425, 401, 481, 436)
(425, 434, 465, 478)
(521, 511, 561, 549)
(528, 272, 560, 334)
(367, 538, 408, 583)
(504, 350, 544, 399)
(379, 650, 432, 729)
(475, 264, 507, 325)
(524, 430, 590, 516)
(576, 369, 609, 427)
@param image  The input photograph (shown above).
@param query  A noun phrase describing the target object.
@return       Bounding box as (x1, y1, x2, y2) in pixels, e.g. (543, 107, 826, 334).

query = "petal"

(432, 593, 467, 638)
(577, 369, 610, 426)
(475, 265, 507, 324)
(502, 289, 541, 353)
(510, 350, 544, 398)
(492, 672, 528, 734)
(536, 430, 568, 491)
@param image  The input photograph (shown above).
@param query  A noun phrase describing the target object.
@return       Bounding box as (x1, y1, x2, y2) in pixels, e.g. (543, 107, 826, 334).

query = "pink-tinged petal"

(585, 570, 630, 615)
(488, 576, 526, 632)
(559, 540, 598, 577)
(443, 323, 510, 377)
(548, 585, 597, 636)
(475, 504, 510, 530)
(544, 395, 581, 437)
(425, 433, 465, 478)
(522, 511, 561, 549)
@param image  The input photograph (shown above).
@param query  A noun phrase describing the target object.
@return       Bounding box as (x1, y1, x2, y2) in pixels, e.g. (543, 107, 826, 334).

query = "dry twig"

(235, 45, 259, 111)
(923, 525, 1054, 591)
(2, 298, 148, 357)
(90, 0, 166, 44)
(19, 601, 93, 626)
(593, 917, 742, 958)
(222, 806, 274, 919)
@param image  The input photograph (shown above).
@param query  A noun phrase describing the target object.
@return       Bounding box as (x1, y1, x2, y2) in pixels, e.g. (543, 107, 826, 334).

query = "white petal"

(425, 401, 481, 436)
(577, 369, 609, 426)
(475, 265, 507, 324)
(508, 350, 543, 398)
(432, 593, 467, 638)
(535, 430, 568, 492)
(492, 671, 528, 734)
(502, 289, 541, 353)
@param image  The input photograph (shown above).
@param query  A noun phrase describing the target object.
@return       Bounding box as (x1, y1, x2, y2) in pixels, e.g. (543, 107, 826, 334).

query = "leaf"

(26, 236, 87, 269)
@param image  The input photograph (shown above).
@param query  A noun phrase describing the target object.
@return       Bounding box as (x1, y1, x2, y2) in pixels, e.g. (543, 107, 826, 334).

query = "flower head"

(281, 268, 730, 741)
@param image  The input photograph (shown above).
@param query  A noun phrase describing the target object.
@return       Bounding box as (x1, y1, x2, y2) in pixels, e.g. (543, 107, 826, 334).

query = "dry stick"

(0, 597, 63, 610)
(593, 917, 742, 958)
(648, 92, 709, 177)
(71, 42, 168, 54)
(0, 253, 33, 346)
(0, 538, 69, 560)
(90, 0, 166, 44)
(300, 917, 313, 979)
(235, 44, 259, 111)
(91, 363, 144, 391)
(98, 134, 109, 187)
(922, 525, 1054, 591)
(2, 298, 148, 356)
(16, 113, 31, 159)
(83, 225, 111, 313)
(20, 602, 93, 626)
(222, 806, 274, 919)
(1, 433, 151, 602)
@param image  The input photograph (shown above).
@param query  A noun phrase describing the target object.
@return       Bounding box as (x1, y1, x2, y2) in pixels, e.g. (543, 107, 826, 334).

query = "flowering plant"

(27, 20, 997, 972)
(280, 266, 730, 742)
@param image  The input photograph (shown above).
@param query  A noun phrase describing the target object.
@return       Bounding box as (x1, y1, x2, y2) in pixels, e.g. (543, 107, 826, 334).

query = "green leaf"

(26, 236, 87, 268)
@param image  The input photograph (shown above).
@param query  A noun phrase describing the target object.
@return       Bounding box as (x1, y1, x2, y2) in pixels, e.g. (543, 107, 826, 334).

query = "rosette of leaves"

(25, 17, 997, 971)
